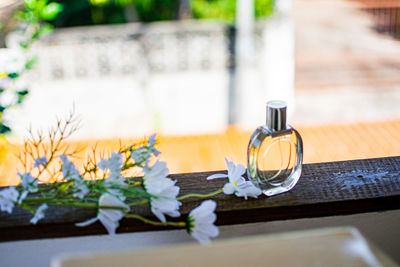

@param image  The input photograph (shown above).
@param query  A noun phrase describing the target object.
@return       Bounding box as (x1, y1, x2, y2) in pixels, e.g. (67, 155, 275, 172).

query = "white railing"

(5, 18, 294, 139)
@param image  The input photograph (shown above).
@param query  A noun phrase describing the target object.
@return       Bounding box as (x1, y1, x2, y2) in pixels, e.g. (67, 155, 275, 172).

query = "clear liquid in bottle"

(247, 100, 303, 196)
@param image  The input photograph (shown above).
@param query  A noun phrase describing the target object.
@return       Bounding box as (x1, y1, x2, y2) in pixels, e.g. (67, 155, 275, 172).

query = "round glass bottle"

(247, 100, 303, 196)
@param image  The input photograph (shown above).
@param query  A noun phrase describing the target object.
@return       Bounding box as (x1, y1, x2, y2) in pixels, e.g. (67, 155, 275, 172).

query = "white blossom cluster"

(0, 134, 221, 244)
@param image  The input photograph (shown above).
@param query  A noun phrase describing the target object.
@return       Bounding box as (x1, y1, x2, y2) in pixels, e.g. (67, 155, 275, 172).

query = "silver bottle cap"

(266, 100, 287, 131)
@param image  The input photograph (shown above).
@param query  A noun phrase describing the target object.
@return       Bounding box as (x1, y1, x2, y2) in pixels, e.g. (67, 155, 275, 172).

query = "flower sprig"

(0, 114, 266, 244)
(0, 114, 225, 243)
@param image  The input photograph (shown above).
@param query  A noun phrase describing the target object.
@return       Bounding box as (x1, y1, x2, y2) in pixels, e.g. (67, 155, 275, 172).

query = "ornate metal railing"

(26, 21, 265, 81)
(354, 0, 400, 39)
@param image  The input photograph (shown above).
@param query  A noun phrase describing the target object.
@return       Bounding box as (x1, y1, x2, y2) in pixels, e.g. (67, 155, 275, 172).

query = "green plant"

(0, 0, 63, 135)
(191, 0, 275, 23)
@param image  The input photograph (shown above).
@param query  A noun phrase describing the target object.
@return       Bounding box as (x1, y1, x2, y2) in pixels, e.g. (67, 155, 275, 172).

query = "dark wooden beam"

(0, 156, 399, 242)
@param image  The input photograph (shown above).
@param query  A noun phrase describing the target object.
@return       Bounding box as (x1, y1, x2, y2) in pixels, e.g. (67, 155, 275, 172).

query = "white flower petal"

(151, 207, 167, 223)
(18, 190, 28, 204)
(98, 209, 125, 224)
(143, 161, 181, 222)
(194, 223, 219, 238)
(98, 212, 119, 235)
(0, 187, 19, 214)
(235, 182, 262, 199)
(188, 200, 218, 244)
(99, 152, 124, 181)
(224, 158, 235, 177)
(145, 161, 168, 179)
(60, 155, 81, 181)
(235, 176, 247, 187)
(105, 188, 126, 201)
(191, 232, 211, 244)
(18, 172, 38, 193)
(75, 217, 99, 227)
(148, 134, 157, 146)
(30, 203, 48, 224)
(77, 194, 128, 234)
(223, 183, 235, 195)
(206, 173, 228, 180)
(191, 199, 216, 216)
(232, 164, 246, 179)
(99, 194, 129, 212)
(34, 156, 47, 168)
(152, 148, 161, 157)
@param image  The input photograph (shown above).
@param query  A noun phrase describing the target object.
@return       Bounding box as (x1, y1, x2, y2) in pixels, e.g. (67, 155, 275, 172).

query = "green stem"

(125, 213, 186, 227)
(21, 197, 134, 211)
(128, 182, 142, 187)
(128, 200, 148, 206)
(22, 198, 98, 209)
(177, 189, 223, 200)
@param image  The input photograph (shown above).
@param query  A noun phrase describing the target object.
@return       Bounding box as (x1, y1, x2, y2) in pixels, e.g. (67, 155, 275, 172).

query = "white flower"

(207, 158, 262, 200)
(73, 180, 90, 199)
(18, 172, 38, 193)
(0, 76, 11, 88)
(30, 203, 48, 224)
(148, 134, 157, 146)
(60, 155, 80, 180)
(98, 152, 123, 181)
(0, 50, 25, 74)
(187, 200, 219, 244)
(143, 160, 181, 223)
(18, 190, 28, 204)
(76, 194, 129, 235)
(60, 155, 88, 199)
(131, 134, 161, 167)
(98, 152, 127, 200)
(131, 147, 149, 164)
(0, 187, 19, 214)
(34, 156, 47, 168)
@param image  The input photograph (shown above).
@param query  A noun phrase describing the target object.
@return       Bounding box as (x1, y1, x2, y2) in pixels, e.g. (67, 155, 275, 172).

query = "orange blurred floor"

(1, 119, 400, 186)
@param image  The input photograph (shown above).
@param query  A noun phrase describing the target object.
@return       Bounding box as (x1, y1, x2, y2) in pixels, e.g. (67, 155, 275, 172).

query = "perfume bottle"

(247, 100, 303, 196)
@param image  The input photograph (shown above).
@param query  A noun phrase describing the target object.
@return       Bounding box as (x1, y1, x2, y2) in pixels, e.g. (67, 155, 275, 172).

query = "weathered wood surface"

(0, 156, 399, 242)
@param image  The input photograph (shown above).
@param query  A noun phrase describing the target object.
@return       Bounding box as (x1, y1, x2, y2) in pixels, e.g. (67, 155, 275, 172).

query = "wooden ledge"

(0, 156, 400, 242)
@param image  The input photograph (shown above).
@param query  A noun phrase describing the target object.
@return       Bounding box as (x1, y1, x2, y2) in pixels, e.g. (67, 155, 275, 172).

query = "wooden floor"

(1, 119, 400, 186)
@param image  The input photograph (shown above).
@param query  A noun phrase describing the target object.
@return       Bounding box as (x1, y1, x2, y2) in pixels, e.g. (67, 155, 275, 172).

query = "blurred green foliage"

(134, 0, 180, 22)
(49, 0, 275, 27)
(0, 0, 62, 135)
(192, 0, 275, 22)
(16, 0, 63, 48)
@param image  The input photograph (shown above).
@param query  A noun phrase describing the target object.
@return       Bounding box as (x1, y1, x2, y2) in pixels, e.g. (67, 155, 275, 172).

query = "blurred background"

(1, 0, 400, 185)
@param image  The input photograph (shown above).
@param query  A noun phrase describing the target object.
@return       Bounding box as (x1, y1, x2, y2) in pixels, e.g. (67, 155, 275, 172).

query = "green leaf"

(37, 24, 54, 37)
(17, 90, 29, 96)
(17, 89, 29, 104)
(24, 0, 38, 10)
(7, 72, 19, 79)
(20, 202, 35, 214)
(56, 180, 74, 195)
(0, 106, 5, 112)
(14, 11, 27, 21)
(19, 41, 29, 49)
(0, 123, 11, 134)
(25, 56, 38, 70)
(40, 2, 63, 21)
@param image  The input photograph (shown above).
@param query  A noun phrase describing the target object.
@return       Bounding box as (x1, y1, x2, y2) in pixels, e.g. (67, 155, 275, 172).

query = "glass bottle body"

(247, 125, 303, 196)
